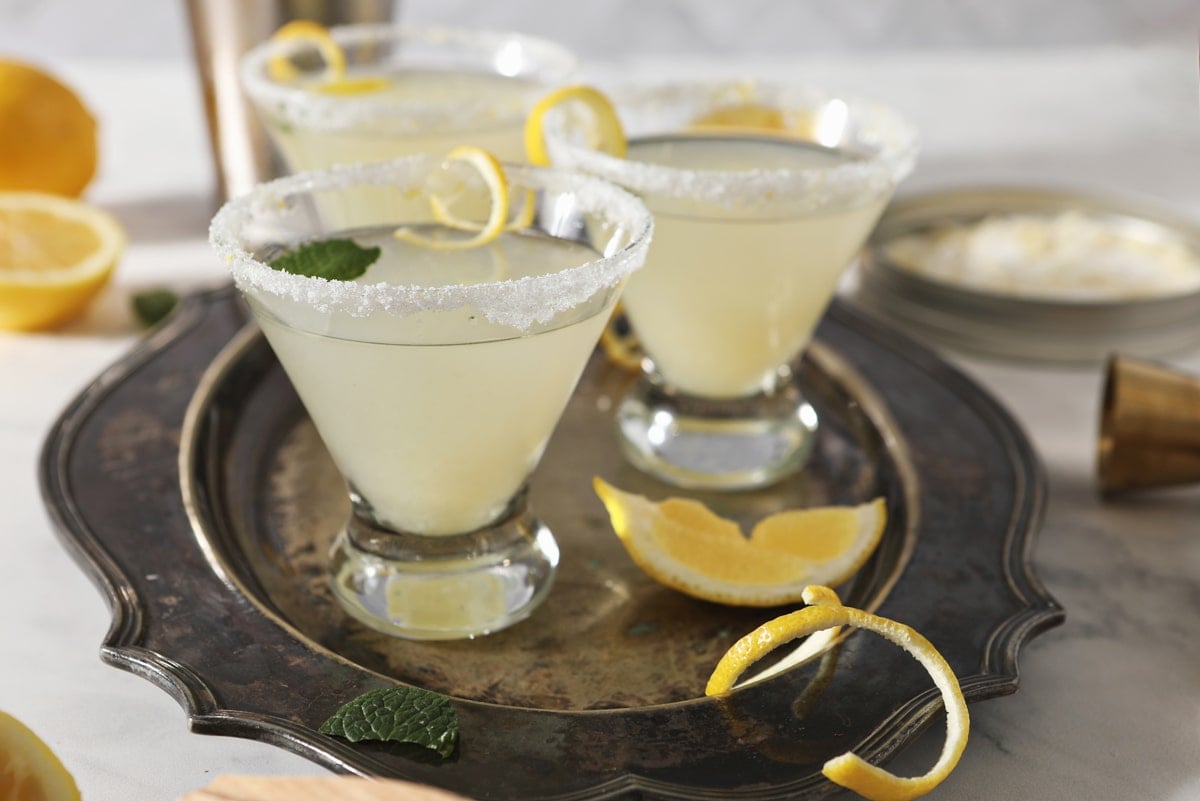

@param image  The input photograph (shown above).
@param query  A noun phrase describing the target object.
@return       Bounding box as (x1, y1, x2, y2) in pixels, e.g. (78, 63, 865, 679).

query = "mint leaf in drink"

(269, 238, 381, 281)
(131, 289, 179, 327)
(319, 687, 458, 758)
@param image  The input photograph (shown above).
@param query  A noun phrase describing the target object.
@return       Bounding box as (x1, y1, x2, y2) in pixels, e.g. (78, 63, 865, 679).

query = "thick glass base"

(616, 372, 818, 491)
(329, 496, 559, 640)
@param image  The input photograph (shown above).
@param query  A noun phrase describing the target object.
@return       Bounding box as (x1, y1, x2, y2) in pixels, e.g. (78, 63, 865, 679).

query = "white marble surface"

(1, 38, 1199, 801)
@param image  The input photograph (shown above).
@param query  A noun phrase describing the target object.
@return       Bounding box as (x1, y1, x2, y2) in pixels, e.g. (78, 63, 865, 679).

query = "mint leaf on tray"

(319, 687, 459, 759)
(132, 289, 179, 328)
(269, 238, 381, 281)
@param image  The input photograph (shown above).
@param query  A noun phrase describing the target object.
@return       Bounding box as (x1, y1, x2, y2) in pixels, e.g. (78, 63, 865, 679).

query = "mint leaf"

(132, 289, 179, 327)
(319, 687, 458, 758)
(269, 238, 381, 281)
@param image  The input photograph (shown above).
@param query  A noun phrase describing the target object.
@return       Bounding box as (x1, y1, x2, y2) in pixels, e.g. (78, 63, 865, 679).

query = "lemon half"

(0, 710, 81, 801)
(0, 192, 125, 331)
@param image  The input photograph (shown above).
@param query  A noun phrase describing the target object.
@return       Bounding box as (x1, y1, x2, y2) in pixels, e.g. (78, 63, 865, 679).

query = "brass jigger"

(1098, 355, 1200, 495)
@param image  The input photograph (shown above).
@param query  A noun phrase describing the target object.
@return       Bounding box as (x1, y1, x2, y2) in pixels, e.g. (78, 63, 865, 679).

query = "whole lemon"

(0, 59, 97, 197)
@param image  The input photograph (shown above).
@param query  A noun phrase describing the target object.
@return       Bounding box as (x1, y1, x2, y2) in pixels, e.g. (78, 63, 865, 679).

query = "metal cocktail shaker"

(185, 0, 396, 202)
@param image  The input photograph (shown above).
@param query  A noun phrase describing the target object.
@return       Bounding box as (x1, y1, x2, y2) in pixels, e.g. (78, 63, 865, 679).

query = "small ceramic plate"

(847, 187, 1200, 363)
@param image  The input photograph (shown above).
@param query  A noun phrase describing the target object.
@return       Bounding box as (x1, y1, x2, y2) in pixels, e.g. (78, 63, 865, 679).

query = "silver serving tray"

(41, 284, 1063, 800)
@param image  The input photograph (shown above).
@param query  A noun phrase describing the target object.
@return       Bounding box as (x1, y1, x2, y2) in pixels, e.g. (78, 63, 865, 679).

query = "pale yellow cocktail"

(545, 82, 918, 489)
(240, 25, 576, 171)
(210, 156, 652, 640)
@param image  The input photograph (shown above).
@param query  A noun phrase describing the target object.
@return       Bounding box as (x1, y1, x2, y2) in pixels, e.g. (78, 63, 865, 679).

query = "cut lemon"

(707, 586, 969, 801)
(0, 710, 82, 801)
(0, 192, 125, 331)
(395, 146, 510, 250)
(524, 84, 628, 167)
(0, 60, 97, 197)
(593, 478, 886, 606)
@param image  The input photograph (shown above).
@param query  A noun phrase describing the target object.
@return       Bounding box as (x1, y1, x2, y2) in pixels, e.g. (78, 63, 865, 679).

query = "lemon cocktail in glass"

(209, 154, 652, 640)
(542, 82, 918, 490)
(240, 23, 577, 171)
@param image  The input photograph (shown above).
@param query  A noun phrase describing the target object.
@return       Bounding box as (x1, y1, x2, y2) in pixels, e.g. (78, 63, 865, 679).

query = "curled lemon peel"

(706, 586, 970, 801)
(267, 20, 346, 82)
(524, 84, 628, 167)
(432, 186, 536, 234)
(395, 146, 511, 251)
(267, 21, 387, 95)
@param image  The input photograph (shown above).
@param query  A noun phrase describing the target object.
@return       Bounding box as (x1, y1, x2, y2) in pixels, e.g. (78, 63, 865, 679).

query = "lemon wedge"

(593, 478, 886, 606)
(0, 192, 124, 331)
(524, 84, 628, 167)
(0, 710, 82, 801)
(394, 146, 510, 250)
(707, 586, 970, 801)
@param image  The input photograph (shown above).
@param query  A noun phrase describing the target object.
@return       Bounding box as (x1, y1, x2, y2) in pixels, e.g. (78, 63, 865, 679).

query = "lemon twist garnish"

(593, 478, 887, 607)
(394, 146, 511, 251)
(524, 84, 628, 167)
(707, 586, 970, 801)
(432, 186, 536, 234)
(267, 21, 387, 95)
(524, 85, 631, 359)
(0, 710, 82, 801)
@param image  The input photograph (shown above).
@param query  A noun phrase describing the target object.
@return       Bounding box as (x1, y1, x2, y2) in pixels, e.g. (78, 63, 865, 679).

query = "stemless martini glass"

(209, 157, 652, 640)
(240, 24, 577, 171)
(546, 81, 918, 490)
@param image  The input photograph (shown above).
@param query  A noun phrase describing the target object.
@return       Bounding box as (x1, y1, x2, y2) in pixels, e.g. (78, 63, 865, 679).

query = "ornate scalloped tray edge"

(40, 284, 1064, 800)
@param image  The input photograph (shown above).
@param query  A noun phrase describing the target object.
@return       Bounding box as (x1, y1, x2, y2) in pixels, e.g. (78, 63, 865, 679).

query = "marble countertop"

(2, 42, 1198, 801)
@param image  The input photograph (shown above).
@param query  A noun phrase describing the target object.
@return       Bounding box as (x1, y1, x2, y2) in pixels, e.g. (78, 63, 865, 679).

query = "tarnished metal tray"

(41, 284, 1063, 800)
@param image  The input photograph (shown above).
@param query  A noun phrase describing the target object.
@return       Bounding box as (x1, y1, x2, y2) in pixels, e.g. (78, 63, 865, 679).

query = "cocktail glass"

(209, 156, 652, 639)
(545, 81, 918, 490)
(239, 24, 577, 171)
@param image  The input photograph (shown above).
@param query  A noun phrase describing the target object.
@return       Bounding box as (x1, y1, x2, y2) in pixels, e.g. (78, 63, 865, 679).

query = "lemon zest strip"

(432, 187, 536, 234)
(524, 84, 628, 167)
(395, 146, 510, 251)
(267, 20, 348, 83)
(706, 586, 970, 801)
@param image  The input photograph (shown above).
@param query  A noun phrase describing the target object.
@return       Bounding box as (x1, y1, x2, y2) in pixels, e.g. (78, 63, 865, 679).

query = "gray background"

(0, 0, 1195, 61)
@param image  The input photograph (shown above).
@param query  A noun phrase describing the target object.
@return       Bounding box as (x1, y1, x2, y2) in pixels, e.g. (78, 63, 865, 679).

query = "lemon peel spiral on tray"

(707, 586, 970, 801)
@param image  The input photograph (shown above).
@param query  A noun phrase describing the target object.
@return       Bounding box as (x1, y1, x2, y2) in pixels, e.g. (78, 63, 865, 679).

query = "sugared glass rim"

(209, 156, 653, 331)
(239, 23, 578, 134)
(545, 80, 920, 212)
